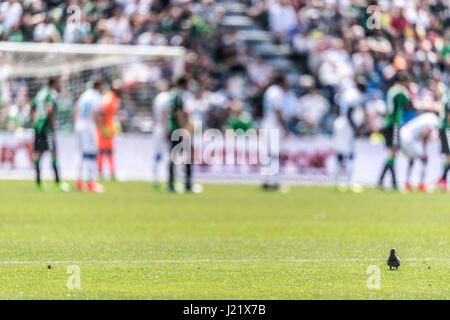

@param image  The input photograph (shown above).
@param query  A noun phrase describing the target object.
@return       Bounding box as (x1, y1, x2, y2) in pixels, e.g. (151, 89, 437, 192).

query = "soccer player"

(333, 81, 367, 192)
(167, 77, 192, 193)
(31, 77, 69, 192)
(437, 91, 450, 191)
(74, 79, 105, 192)
(97, 80, 121, 181)
(400, 112, 439, 192)
(152, 81, 171, 190)
(261, 75, 290, 191)
(377, 72, 412, 191)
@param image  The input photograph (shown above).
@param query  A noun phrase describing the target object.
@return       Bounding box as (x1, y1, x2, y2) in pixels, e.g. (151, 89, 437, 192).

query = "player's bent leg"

(418, 157, 428, 192)
(405, 158, 414, 191)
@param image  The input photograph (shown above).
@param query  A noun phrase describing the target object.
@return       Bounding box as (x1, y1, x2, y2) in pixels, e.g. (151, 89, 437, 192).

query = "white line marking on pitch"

(0, 257, 447, 265)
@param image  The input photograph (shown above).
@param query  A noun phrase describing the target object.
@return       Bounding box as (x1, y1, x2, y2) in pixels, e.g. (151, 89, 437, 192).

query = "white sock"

(406, 160, 414, 184)
(153, 153, 161, 184)
(420, 160, 427, 184)
(78, 157, 84, 181)
(345, 156, 354, 188)
(87, 159, 96, 183)
(334, 157, 341, 187)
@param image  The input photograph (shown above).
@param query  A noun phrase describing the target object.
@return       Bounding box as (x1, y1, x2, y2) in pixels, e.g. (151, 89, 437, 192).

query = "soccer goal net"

(0, 42, 185, 132)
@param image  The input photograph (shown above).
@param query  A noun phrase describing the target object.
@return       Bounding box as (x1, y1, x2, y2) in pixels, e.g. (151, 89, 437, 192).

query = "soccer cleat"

(174, 181, 186, 194)
(437, 179, 447, 192)
(191, 183, 204, 194)
(376, 182, 385, 192)
(88, 181, 104, 193)
(418, 182, 428, 192)
(279, 184, 290, 194)
(56, 182, 71, 193)
(405, 182, 414, 192)
(337, 184, 347, 193)
(76, 180, 85, 191)
(153, 182, 164, 192)
(36, 183, 49, 192)
(350, 183, 363, 194)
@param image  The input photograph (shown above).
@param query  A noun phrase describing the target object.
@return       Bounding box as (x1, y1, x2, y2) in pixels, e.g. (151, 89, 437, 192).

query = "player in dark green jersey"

(31, 77, 69, 192)
(377, 72, 412, 191)
(437, 91, 450, 191)
(167, 77, 192, 193)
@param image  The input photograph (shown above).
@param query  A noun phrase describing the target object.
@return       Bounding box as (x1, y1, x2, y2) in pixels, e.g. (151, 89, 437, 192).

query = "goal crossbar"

(0, 42, 186, 79)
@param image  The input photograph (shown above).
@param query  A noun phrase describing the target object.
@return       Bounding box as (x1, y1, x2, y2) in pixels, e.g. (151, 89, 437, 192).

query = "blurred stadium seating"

(0, 0, 448, 134)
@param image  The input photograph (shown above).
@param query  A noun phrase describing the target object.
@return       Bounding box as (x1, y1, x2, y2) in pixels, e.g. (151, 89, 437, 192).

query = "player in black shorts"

(377, 72, 412, 191)
(167, 77, 192, 193)
(31, 77, 70, 192)
(437, 91, 450, 191)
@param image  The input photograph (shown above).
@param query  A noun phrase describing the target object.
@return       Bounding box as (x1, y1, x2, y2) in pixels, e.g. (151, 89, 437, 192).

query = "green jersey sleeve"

(440, 92, 449, 129)
(385, 85, 411, 127)
(32, 88, 53, 133)
(168, 89, 184, 135)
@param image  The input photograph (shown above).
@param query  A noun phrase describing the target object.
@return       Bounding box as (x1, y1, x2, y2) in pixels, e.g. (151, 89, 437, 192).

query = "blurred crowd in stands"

(0, 0, 448, 135)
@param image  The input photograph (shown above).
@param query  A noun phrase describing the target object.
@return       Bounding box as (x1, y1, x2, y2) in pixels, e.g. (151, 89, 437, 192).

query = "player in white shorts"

(400, 112, 439, 192)
(152, 81, 171, 190)
(332, 81, 367, 192)
(261, 75, 290, 191)
(74, 79, 105, 192)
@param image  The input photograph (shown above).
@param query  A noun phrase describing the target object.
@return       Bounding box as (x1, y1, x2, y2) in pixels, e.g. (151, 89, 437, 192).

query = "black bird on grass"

(387, 248, 400, 270)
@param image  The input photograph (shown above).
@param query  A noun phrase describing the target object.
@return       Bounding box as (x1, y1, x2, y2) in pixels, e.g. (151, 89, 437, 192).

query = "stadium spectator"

(0, 0, 447, 138)
(268, 0, 298, 37)
(0, 0, 23, 36)
(297, 75, 330, 134)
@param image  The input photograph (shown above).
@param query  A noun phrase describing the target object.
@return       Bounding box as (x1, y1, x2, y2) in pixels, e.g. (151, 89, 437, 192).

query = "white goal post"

(0, 42, 186, 79)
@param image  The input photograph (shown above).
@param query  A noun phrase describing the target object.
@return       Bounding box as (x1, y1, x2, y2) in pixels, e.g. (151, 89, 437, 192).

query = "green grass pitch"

(0, 181, 448, 299)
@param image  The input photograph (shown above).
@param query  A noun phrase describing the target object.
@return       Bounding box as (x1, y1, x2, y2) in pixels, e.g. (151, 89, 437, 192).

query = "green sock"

(52, 159, 60, 184)
(35, 158, 41, 185)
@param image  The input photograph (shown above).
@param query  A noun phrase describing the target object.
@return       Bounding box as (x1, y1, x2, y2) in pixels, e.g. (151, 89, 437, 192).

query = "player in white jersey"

(74, 79, 105, 192)
(261, 75, 290, 191)
(400, 112, 439, 192)
(152, 81, 171, 189)
(332, 81, 367, 192)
